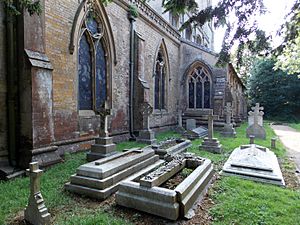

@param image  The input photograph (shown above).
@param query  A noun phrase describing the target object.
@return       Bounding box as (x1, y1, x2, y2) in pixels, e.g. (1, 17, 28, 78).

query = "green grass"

(289, 122, 300, 132)
(0, 124, 298, 224)
(210, 176, 300, 225)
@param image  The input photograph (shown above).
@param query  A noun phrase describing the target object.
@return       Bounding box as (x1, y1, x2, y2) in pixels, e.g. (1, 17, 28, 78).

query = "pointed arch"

(70, 0, 116, 111)
(185, 61, 213, 109)
(153, 39, 170, 111)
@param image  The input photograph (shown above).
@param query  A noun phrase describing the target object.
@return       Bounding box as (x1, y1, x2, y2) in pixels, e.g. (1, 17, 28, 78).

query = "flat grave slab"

(152, 138, 192, 159)
(222, 144, 285, 186)
(183, 126, 208, 140)
(116, 153, 214, 220)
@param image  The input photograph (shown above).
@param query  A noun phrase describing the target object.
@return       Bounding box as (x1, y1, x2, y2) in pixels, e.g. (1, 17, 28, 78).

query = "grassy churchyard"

(0, 123, 299, 225)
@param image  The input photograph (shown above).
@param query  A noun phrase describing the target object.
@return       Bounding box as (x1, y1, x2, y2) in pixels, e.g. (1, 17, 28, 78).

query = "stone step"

(70, 155, 160, 189)
(77, 148, 155, 179)
(65, 159, 164, 200)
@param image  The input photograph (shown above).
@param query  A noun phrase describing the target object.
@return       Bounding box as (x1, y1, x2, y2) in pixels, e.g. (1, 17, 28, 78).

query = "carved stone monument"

(200, 110, 222, 153)
(221, 102, 236, 137)
(175, 110, 186, 134)
(24, 162, 51, 225)
(136, 102, 156, 144)
(87, 101, 117, 161)
(246, 103, 266, 139)
(186, 119, 196, 130)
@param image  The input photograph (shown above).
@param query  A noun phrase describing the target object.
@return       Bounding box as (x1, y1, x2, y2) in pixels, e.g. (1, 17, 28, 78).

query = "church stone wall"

(0, 3, 8, 163)
(44, 0, 182, 145)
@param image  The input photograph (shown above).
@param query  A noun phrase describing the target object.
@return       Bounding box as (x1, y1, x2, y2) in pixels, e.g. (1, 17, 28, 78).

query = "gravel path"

(271, 124, 300, 171)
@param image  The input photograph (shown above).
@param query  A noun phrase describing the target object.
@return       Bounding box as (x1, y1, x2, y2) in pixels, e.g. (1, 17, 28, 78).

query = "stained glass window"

(154, 49, 167, 110)
(78, 13, 107, 111)
(188, 66, 211, 109)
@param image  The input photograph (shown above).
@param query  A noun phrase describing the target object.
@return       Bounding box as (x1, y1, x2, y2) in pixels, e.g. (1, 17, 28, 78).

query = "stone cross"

(96, 101, 111, 137)
(248, 103, 264, 126)
(27, 162, 42, 195)
(141, 102, 153, 130)
(224, 102, 232, 124)
(208, 110, 214, 139)
(25, 162, 51, 225)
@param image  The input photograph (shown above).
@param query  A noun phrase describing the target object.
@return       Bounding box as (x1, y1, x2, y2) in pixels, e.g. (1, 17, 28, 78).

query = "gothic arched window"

(78, 12, 106, 111)
(188, 66, 211, 109)
(154, 49, 167, 110)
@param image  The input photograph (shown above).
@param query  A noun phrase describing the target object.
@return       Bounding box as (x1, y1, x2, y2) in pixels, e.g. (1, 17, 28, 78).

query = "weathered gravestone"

(116, 153, 214, 220)
(200, 110, 222, 153)
(183, 126, 208, 140)
(136, 102, 156, 144)
(87, 101, 117, 161)
(25, 162, 51, 225)
(186, 119, 196, 130)
(221, 102, 236, 137)
(222, 144, 285, 186)
(246, 103, 266, 139)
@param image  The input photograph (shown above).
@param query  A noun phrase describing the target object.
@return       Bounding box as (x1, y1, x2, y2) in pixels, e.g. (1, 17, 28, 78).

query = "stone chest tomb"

(116, 153, 214, 220)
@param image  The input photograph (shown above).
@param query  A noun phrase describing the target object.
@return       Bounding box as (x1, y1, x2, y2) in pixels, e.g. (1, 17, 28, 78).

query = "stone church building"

(0, 0, 247, 177)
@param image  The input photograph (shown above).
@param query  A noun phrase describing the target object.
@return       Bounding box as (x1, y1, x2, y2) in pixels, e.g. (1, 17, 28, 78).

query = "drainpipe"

(6, 5, 17, 166)
(128, 13, 136, 141)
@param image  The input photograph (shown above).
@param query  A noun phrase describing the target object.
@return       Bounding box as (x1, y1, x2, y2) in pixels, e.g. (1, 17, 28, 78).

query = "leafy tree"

(248, 58, 300, 119)
(1, 0, 41, 15)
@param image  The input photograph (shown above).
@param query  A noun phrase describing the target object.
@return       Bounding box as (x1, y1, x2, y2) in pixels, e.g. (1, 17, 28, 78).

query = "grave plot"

(151, 138, 192, 159)
(183, 126, 208, 140)
(65, 147, 164, 199)
(222, 144, 285, 186)
(116, 153, 214, 220)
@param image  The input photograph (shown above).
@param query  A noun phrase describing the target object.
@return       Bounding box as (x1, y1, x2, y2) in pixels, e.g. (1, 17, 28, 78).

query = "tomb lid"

(222, 144, 285, 186)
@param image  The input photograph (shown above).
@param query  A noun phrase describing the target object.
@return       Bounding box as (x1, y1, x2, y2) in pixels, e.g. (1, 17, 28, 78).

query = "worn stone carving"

(246, 103, 266, 139)
(221, 102, 236, 137)
(24, 162, 51, 225)
(137, 102, 156, 144)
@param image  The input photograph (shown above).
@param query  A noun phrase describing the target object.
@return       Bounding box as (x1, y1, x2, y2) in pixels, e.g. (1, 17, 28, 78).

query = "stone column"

(87, 101, 117, 161)
(24, 162, 51, 225)
(17, 0, 61, 168)
(200, 110, 222, 153)
(136, 102, 156, 144)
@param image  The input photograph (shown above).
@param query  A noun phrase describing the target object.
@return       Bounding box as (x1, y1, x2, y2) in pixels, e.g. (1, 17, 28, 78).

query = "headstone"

(178, 110, 183, 128)
(137, 102, 156, 144)
(246, 103, 266, 139)
(186, 119, 196, 130)
(200, 110, 222, 153)
(87, 101, 117, 161)
(221, 102, 236, 137)
(222, 144, 285, 186)
(24, 162, 51, 225)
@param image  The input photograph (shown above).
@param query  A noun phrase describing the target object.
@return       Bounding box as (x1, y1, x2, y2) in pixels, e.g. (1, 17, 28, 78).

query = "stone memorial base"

(200, 138, 222, 153)
(116, 154, 213, 220)
(25, 192, 51, 225)
(246, 124, 266, 139)
(136, 130, 156, 144)
(222, 144, 285, 186)
(221, 124, 236, 137)
(87, 136, 117, 161)
(65, 148, 164, 199)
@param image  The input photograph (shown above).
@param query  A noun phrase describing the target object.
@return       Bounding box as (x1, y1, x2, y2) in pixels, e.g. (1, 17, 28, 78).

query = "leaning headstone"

(137, 102, 156, 144)
(87, 101, 117, 161)
(221, 102, 236, 137)
(186, 119, 196, 130)
(183, 126, 208, 140)
(222, 144, 285, 186)
(246, 103, 266, 139)
(200, 110, 222, 153)
(25, 162, 51, 225)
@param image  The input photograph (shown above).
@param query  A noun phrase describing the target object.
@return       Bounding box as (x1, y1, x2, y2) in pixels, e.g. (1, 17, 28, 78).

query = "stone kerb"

(116, 153, 214, 220)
